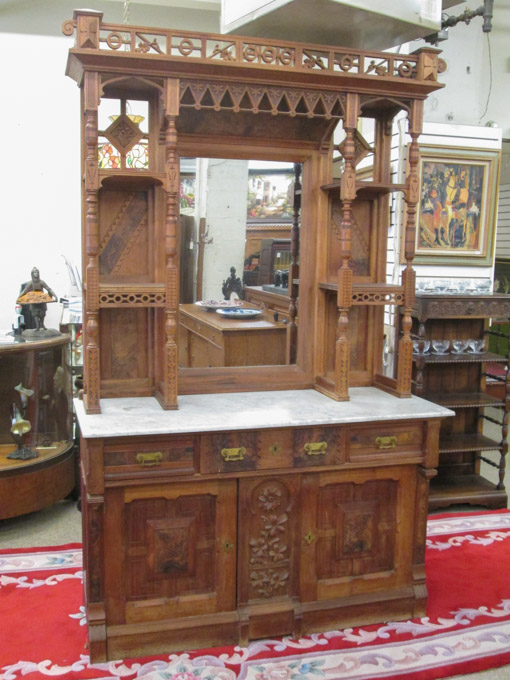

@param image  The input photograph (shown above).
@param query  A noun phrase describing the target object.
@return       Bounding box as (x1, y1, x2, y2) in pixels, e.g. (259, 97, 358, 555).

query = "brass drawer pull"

(221, 447, 246, 462)
(136, 451, 163, 466)
(375, 436, 397, 450)
(304, 441, 328, 456)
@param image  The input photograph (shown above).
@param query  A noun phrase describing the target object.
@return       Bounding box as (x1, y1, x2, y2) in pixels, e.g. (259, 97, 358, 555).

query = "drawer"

(104, 436, 196, 477)
(182, 316, 221, 347)
(348, 423, 423, 463)
(201, 429, 295, 473)
(201, 431, 259, 473)
(293, 426, 345, 467)
(201, 427, 346, 474)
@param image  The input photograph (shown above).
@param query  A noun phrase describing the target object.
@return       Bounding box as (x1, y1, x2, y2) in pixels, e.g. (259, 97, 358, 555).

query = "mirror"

(178, 158, 299, 369)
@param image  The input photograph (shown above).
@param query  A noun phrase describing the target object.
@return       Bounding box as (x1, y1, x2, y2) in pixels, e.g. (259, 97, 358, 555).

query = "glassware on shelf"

(468, 338, 486, 354)
(413, 339, 431, 354)
(416, 280, 430, 293)
(454, 280, 471, 294)
(452, 339, 469, 353)
(431, 339, 450, 354)
(433, 279, 450, 293)
(474, 280, 491, 294)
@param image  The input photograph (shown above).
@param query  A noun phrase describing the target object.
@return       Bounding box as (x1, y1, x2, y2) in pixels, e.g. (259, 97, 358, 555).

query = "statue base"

(22, 328, 62, 339)
(7, 446, 39, 460)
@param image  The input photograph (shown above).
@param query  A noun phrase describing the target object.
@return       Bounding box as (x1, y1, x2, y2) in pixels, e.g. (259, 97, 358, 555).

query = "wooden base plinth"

(91, 586, 426, 662)
(429, 474, 508, 510)
(0, 443, 75, 519)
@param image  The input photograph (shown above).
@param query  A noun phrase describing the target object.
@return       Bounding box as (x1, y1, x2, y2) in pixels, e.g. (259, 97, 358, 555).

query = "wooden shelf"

(429, 474, 507, 510)
(424, 392, 504, 409)
(320, 180, 406, 197)
(98, 170, 165, 189)
(413, 351, 507, 365)
(438, 433, 502, 454)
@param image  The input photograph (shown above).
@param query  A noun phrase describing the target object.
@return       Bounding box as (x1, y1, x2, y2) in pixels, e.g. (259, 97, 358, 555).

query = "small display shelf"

(0, 333, 75, 519)
(406, 293, 510, 510)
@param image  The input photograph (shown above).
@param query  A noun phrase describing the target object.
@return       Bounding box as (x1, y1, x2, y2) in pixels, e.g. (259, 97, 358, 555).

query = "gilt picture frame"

(412, 146, 500, 266)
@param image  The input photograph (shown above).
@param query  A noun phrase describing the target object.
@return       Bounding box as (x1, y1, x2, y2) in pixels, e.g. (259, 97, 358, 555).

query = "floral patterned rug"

(1, 510, 510, 680)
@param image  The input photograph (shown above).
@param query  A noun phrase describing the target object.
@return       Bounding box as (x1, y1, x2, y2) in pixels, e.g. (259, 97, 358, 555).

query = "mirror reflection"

(178, 158, 299, 369)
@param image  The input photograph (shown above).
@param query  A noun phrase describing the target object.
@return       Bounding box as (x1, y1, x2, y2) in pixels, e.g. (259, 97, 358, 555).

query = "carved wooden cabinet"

(76, 391, 447, 661)
(65, 9, 449, 664)
(408, 293, 510, 509)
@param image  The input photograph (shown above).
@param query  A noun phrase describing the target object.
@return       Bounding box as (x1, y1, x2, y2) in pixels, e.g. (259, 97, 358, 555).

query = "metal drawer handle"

(221, 447, 246, 462)
(304, 441, 328, 456)
(136, 452, 163, 466)
(375, 436, 397, 450)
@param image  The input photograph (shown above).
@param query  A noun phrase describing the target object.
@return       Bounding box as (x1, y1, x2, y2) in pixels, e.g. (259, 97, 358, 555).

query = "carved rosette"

(248, 481, 291, 599)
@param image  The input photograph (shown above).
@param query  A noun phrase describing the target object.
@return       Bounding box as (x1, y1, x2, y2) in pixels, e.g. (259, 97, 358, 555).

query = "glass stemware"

(452, 339, 469, 353)
(431, 339, 450, 354)
(468, 338, 486, 353)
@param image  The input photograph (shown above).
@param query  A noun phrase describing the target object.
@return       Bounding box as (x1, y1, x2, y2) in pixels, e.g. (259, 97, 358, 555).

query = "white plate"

(195, 300, 243, 311)
(216, 308, 263, 319)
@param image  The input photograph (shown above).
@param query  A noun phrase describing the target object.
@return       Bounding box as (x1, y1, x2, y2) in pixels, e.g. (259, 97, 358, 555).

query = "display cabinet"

(64, 10, 449, 662)
(0, 334, 75, 519)
(408, 293, 510, 509)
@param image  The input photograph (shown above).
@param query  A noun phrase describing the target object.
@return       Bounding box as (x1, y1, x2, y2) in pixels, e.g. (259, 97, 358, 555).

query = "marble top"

(75, 387, 453, 438)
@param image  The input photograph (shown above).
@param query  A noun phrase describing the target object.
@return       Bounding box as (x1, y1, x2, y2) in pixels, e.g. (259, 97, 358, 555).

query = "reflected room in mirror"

(178, 158, 300, 369)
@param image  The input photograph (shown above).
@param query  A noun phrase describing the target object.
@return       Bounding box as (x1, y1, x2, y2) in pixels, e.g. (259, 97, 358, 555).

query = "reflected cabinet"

(65, 10, 449, 662)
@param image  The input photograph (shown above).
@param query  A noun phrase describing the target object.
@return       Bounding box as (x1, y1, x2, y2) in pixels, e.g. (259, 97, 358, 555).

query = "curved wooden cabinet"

(0, 335, 75, 519)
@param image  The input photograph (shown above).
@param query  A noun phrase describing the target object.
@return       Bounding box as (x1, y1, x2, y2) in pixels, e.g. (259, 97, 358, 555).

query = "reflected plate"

(216, 308, 263, 319)
(195, 300, 243, 311)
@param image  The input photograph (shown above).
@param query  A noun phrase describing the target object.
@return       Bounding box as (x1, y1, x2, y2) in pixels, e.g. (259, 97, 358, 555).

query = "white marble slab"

(75, 387, 453, 438)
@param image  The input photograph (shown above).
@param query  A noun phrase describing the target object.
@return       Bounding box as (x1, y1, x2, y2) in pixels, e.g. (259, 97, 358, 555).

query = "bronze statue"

(17, 267, 59, 335)
(222, 266, 244, 300)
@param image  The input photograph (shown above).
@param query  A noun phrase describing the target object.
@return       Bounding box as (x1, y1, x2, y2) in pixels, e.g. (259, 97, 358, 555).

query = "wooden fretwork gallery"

(65, 10, 452, 662)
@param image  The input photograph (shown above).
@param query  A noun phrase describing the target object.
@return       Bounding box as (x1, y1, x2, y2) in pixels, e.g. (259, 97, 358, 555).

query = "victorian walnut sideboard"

(64, 11, 452, 661)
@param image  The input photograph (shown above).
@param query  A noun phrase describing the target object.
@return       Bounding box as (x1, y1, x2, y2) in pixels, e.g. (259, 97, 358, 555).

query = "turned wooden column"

(160, 77, 179, 409)
(397, 100, 423, 397)
(334, 93, 359, 400)
(83, 70, 101, 414)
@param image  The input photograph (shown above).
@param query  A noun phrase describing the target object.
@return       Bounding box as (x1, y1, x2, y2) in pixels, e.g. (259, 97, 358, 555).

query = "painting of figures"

(413, 147, 499, 266)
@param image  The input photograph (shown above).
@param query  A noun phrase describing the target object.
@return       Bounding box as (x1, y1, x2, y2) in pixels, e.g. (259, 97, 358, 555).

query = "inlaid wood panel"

(104, 480, 237, 624)
(300, 467, 416, 602)
(99, 308, 154, 397)
(98, 190, 151, 281)
(328, 198, 374, 280)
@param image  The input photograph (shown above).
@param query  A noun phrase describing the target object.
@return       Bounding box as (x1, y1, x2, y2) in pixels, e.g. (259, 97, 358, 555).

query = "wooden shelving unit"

(408, 293, 510, 509)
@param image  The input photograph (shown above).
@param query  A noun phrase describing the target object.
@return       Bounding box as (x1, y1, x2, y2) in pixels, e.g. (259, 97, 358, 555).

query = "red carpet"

(1, 511, 510, 680)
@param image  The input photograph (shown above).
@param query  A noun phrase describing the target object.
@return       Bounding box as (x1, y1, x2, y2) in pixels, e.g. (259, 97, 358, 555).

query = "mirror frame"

(176, 138, 331, 395)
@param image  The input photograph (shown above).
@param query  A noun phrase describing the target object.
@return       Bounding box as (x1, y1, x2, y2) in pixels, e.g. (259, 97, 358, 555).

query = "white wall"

(422, 0, 510, 137)
(0, 33, 81, 331)
(202, 159, 249, 301)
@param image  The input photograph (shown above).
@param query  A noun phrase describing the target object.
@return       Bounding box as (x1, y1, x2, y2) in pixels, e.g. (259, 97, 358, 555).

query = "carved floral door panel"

(237, 476, 301, 605)
(299, 466, 417, 602)
(103, 480, 237, 625)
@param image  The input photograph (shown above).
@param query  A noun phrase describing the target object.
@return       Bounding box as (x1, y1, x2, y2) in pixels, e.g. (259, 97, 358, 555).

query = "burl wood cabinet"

(64, 10, 450, 662)
(409, 294, 510, 509)
(76, 390, 448, 661)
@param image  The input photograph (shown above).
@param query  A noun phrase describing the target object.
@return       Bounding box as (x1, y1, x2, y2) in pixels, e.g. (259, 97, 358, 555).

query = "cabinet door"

(300, 466, 417, 602)
(103, 479, 236, 625)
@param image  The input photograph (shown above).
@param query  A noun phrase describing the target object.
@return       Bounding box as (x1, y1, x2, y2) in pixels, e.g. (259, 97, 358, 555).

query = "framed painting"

(412, 146, 500, 266)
